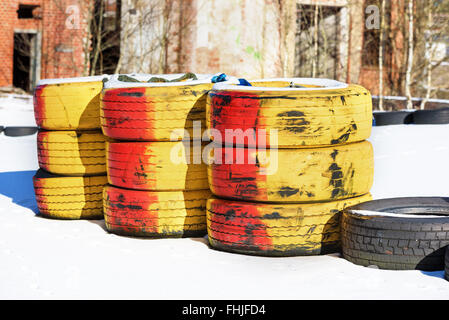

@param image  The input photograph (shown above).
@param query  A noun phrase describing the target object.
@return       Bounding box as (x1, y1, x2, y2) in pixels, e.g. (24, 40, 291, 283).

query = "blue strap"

(211, 73, 228, 83)
(211, 74, 252, 86)
(237, 78, 252, 86)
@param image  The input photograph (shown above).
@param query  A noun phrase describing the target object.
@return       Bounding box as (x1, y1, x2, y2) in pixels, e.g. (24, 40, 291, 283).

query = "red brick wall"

(0, 0, 90, 88)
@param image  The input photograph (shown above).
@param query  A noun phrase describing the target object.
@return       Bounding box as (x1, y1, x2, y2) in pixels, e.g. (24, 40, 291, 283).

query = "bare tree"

(378, 0, 385, 111)
(405, 0, 414, 110)
(420, 0, 433, 110)
(412, 0, 449, 105)
(295, 4, 341, 79)
(312, 5, 319, 78)
(90, 0, 104, 75)
(116, 0, 197, 74)
(275, 0, 296, 78)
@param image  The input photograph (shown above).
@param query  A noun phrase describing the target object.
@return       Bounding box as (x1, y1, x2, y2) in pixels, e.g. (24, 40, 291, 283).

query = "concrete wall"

(120, 0, 298, 79)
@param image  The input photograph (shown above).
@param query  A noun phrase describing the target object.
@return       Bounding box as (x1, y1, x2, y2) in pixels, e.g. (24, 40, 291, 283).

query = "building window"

(17, 4, 40, 19)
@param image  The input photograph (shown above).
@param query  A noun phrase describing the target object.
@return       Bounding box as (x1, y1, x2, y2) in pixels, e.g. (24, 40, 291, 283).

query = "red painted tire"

(103, 185, 211, 238)
(208, 141, 374, 203)
(206, 79, 372, 148)
(207, 194, 372, 256)
(101, 75, 214, 141)
(106, 141, 208, 191)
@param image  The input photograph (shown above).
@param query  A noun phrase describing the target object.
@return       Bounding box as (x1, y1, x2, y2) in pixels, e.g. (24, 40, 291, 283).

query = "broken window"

(17, 4, 40, 19)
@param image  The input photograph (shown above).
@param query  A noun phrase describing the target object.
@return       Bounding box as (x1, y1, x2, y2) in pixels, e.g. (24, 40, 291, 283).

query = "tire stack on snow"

(205, 78, 374, 256)
(33, 76, 110, 219)
(100, 74, 216, 237)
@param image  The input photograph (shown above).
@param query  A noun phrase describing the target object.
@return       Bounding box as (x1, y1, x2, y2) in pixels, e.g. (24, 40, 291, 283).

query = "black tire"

(445, 246, 449, 281)
(341, 197, 449, 271)
(413, 107, 449, 125)
(4, 126, 38, 137)
(373, 111, 414, 126)
(0, 126, 4, 133)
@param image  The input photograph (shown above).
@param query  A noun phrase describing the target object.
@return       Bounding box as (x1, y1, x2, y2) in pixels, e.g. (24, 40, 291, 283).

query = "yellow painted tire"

(208, 140, 374, 203)
(207, 79, 372, 148)
(101, 74, 215, 141)
(103, 185, 211, 237)
(33, 169, 107, 219)
(37, 130, 107, 176)
(34, 77, 107, 130)
(107, 141, 208, 191)
(207, 193, 372, 256)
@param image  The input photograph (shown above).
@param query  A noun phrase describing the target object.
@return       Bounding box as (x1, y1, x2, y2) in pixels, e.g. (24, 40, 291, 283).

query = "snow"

(1, 94, 449, 299)
(104, 73, 217, 89)
(368, 124, 449, 200)
(212, 78, 348, 92)
(0, 94, 36, 126)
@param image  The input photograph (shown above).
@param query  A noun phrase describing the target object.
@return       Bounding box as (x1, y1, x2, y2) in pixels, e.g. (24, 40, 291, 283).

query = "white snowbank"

(1, 97, 449, 299)
(368, 124, 449, 200)
(104, 73, 217, 89)
(0, 94, 36, 126)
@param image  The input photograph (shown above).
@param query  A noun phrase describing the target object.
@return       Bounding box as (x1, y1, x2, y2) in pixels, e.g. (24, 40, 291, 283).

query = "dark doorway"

(13, 33, 36, 92)
(17, 4, 40, 19)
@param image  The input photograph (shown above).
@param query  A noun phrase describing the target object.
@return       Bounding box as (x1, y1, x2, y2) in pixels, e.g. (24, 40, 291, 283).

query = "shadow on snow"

(0, 170, 37, 213)
(420, 270, 445, 279)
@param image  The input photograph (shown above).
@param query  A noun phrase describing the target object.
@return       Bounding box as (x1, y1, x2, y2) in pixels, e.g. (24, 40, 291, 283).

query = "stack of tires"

(101, 74, 216, 237)
(32, 76, 109, 219)
(205, 78, 375, 256)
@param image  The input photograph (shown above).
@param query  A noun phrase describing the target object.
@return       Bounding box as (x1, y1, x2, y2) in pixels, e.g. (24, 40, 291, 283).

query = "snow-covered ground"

(1, 94, 449, 299)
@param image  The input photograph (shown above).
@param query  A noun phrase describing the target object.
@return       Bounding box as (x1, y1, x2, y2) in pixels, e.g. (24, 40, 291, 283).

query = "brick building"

(0, 0, 90, 92)
(2, 0, 447, 98)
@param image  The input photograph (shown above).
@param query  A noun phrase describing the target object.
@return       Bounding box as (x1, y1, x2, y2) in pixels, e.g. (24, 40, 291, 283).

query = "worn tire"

(208, 140, 374, 203)
(373, 111, 414, 126)
(341, 197, 449, 270)
(33, 169, 107, 219)
(37, 130, 107, 176)
(207, 79, 372, 148)
(101, 75, 214, 141)
(103, 185, 211, 237)
(107, 141, 208, 191)
(207, 194, 372, 256)
(413, 107, 449, 125)
(34, 77, 107, 130)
